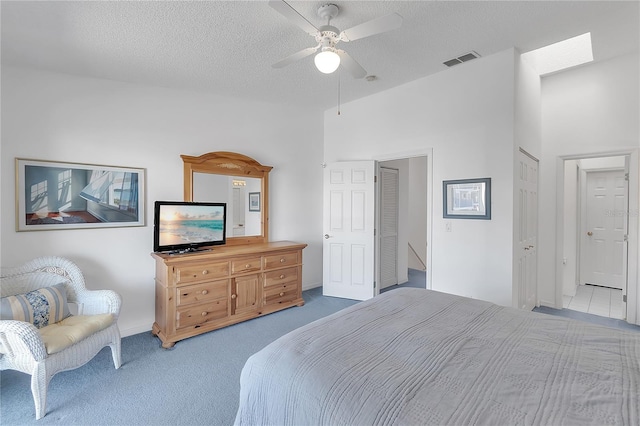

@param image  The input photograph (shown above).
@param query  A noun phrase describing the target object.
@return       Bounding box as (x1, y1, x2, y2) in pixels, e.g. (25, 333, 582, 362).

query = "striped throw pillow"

(1, 283, 71, 328)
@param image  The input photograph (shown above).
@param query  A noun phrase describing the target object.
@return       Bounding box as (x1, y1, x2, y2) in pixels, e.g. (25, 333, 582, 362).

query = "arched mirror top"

(182, 151, 273, 178)
(182, 151, 272, 245)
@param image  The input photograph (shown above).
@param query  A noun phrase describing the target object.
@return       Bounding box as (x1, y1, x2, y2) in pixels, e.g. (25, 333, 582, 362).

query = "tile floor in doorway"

(563, 284, 624, 319)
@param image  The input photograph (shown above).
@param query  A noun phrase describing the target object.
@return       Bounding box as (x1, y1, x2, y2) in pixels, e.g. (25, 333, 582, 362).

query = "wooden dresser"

(151, 241, 306, 348)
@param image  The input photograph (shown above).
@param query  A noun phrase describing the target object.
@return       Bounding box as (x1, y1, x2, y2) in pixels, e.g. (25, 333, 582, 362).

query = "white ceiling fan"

(269, 1, 403, 78)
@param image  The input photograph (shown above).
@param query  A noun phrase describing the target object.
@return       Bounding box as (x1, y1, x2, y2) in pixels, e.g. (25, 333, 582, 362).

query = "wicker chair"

(0, 256, 121, 419)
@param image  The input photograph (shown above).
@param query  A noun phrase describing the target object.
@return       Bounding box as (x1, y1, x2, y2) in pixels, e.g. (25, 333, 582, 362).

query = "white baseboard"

(302, 282, 322, 291)
(539, 299, 560, 309)
(120, 323, 153, 338)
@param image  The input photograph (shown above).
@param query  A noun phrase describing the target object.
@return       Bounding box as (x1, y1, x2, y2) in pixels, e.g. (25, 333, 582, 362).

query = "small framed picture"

(443, 178, 491, 220)
(248, 192, 261, 212)
(16, 158, 146, 231)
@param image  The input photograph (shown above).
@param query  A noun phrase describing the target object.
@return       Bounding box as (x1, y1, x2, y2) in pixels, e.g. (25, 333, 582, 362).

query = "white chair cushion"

(1, 283, 71, 328)
(38, 313, 115, 355)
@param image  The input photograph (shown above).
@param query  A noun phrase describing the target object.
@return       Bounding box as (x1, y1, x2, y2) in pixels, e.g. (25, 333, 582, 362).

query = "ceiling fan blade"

(340, 13, 403, 42)
(272, 46, 318, 69)
(268, 0, 318, 35)
(336, 50, 367, 79)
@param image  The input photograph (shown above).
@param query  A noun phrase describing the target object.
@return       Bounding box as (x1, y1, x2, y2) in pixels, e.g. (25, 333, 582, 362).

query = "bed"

(235, 288, 640, 425)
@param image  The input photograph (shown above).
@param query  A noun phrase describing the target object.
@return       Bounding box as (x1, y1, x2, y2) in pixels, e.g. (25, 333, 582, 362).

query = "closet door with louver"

(380, 167, 399, 289)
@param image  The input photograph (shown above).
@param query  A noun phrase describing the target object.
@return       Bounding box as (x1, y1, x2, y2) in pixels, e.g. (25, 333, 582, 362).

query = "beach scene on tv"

(158, 205, 225, 246)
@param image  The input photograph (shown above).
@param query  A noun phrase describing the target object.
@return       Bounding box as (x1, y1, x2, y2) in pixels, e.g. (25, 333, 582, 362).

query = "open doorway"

(378, 156, 428, 293)
(321, 152, 432, 301)
(561, 155, 628, 319)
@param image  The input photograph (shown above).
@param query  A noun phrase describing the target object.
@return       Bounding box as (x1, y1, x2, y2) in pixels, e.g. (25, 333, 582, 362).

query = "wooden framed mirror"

(182, 151, 272, 246)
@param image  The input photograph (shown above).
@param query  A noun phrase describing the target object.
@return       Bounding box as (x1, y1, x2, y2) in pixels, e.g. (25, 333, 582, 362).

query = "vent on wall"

(443, 51, 481, 67)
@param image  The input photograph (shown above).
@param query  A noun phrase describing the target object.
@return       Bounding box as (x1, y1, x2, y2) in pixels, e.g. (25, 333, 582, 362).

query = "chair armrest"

(76, 289, 122, 317)
(0, 320, 47, 362)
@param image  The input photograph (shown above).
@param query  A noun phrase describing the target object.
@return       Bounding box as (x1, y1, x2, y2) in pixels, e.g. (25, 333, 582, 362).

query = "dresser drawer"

(231, 257, 262, 274)
(263, 283, 298, 306)
(176, 300, 228, 329)
(263, 267, 299, 288)
(176, 279, 228, 307)
(174, 262, 229, 285)
(263, 251, 299, 270)
(152, 241, 307, 349)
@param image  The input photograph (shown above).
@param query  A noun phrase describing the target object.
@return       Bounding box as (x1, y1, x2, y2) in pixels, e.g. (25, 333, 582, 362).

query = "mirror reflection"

(193, 172, 261, 237)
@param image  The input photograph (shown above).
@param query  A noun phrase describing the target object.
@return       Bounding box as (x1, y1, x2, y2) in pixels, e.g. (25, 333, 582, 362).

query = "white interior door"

(380, 167, 399, 289)
(323, 161, 376, 300)
(232, 187, 245, 236)
(517, 150, 538, 310)
(580, 169, 627, 289)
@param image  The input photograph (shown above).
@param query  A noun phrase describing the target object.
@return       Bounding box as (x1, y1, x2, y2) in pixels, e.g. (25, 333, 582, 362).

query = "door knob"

(587, 231, 593, 236)
(324, 234, 331, 239)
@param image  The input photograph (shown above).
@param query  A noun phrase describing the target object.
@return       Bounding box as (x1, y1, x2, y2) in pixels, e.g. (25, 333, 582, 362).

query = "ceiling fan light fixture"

(314, 50, 341, 74)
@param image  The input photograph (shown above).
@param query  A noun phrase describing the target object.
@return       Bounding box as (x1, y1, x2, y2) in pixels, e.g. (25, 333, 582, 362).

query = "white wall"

(1, 67, 324, 336)
(514, 53, 542, 160)
(324, 49, 517, 306)
(539, 52, 640, 323)
(244, 178, 262, 236)
(579, 156, 626, 171)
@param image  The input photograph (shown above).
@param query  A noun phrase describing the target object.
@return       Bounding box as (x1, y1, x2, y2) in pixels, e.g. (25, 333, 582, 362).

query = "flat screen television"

(153, 201, 227, 253)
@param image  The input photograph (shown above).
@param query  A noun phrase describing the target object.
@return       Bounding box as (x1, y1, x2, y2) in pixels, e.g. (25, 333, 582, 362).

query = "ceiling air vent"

(443, 51, 481, 67)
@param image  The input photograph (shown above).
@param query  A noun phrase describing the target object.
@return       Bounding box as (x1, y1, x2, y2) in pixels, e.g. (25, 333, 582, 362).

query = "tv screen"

(153, 201, 227, 253)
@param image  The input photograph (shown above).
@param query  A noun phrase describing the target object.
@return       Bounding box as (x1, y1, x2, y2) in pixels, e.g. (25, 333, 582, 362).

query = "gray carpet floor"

(1, 287, 358, 426)
(2, 273, 638, 425)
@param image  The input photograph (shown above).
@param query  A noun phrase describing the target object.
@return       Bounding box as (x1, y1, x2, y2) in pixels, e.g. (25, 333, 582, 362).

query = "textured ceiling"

(2, 1, 638, 111)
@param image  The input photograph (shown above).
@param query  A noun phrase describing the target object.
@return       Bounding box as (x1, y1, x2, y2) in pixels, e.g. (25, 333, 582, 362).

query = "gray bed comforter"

(235, 288, 640, 425)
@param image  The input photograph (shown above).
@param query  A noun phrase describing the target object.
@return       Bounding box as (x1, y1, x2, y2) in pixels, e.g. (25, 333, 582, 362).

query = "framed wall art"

(443, 177, 491, 220)
(248, 192, 261, 212)
(16, 158, 146, 231)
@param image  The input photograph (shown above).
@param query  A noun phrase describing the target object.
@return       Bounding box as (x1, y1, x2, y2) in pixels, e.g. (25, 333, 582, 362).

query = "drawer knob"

(202, 270, 208, 275)
(279, 292, 285, 297)
(201, 290, 208, 295)
(279, 274, 285, 279)
(231, 294, 237, 299)
(280, 258, 286, 263)
(245, 264, 251, 268)
(201, 311, 207, 316)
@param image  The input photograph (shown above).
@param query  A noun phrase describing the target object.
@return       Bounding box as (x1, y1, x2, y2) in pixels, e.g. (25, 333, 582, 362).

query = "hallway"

(563, 284, 624, 320)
